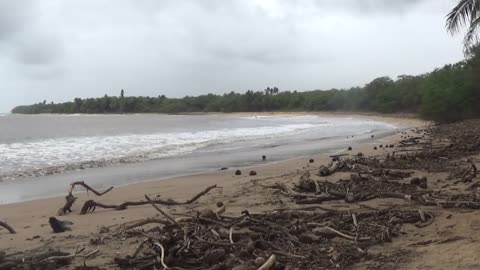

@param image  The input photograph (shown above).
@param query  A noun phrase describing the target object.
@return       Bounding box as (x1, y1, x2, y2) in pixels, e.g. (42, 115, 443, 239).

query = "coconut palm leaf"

(446, 0, 480, 51)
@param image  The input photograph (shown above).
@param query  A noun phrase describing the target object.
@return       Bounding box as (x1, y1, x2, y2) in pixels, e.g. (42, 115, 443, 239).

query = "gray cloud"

(0, 0, 33, 40)
(0, 0, 465, 113)
(313, 0, 425, 14)
(0, 0, 64, 78)
(15, 35, 64, 66)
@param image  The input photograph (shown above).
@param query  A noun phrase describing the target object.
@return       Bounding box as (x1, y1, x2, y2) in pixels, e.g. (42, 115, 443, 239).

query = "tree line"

(11, 47, 480, 122)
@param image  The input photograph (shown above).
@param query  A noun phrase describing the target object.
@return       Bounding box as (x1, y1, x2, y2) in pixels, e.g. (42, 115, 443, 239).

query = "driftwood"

(80, 185, 217, 214)
(461, 162, 478, 183)
(0, 247, 99, 270)
(58, 181, 114, 216)
(0, 221, 15, 234)
(318, 161, 344, 176)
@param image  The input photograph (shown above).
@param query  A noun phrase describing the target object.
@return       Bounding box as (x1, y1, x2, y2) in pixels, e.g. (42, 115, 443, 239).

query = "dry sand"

(3, 114, 479, 269)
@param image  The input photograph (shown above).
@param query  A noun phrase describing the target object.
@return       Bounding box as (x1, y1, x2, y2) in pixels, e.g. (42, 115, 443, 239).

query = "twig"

(0, 221, 16, 234)
(258, 254, 277, 270)
(70, 181, 114, 196)
(133, 239, 149, 258)
(153, 242, 169, 269)
(229, 226, 234, 244)
(145, 195, 180, 228)
(195, 236, 243, 247)
(123, 218, 170, 231)
(308, 223, 371, 241)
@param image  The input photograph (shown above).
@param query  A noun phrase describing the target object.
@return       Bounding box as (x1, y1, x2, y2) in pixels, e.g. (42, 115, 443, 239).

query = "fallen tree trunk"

(80, 184, 217, 214)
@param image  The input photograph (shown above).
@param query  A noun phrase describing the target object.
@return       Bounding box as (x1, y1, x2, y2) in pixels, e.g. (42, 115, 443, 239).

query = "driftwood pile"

(112, 206, 432, 270)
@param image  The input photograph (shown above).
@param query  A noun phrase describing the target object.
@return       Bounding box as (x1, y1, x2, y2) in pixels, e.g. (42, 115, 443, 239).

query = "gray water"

(0, 113, 400, 204)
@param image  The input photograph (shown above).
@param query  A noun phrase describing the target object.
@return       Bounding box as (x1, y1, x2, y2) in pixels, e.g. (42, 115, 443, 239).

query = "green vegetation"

(11, 48, 480, 122)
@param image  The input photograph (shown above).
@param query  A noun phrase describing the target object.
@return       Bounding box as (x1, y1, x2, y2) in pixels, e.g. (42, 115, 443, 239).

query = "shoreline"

(0, 114, 426, 205)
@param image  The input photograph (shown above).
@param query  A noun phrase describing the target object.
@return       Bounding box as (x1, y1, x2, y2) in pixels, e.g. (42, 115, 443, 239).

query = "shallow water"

(0, 114, 399, 204)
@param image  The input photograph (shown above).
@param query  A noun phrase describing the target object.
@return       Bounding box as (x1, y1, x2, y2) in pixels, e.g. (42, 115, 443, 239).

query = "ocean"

(0, 113, 399, 204)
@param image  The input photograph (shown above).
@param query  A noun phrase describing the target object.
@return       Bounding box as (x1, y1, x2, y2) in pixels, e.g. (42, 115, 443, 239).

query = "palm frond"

(464, 16, 480, 54)
(446, 0, 476, 34)
(465, 15, 480, 42)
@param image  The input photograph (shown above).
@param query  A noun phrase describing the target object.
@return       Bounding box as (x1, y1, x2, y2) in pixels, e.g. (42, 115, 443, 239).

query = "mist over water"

(0, 114, 398, 203)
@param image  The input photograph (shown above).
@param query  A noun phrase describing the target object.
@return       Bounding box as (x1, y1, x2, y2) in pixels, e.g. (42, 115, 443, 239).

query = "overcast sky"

(0, 0, 465, 112)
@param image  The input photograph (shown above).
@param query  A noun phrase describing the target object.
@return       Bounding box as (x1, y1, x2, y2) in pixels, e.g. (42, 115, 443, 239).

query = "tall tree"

(446, 0, 480, 53)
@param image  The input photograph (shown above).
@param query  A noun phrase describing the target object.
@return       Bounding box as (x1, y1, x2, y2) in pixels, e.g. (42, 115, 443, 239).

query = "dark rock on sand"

(49, 217, 73, 233)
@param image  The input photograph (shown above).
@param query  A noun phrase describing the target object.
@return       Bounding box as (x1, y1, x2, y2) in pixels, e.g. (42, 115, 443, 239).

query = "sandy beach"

(3, 114, 480, 269)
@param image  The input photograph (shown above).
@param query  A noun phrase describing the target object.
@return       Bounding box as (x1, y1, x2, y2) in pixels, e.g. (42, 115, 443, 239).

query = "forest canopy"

(11, 46, 480, 122)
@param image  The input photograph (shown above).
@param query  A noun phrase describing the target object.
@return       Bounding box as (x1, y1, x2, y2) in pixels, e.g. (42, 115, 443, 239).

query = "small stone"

(345, 193, 356, 203)
(374, 146, 377, 150)
(309, 158, 314, 163)
(262, 155, 266, 161)
(249, 170, 257, 176)
(235, 170, 242, 175)
(255, 257, 266, 267)
(348, 146, 352, 151)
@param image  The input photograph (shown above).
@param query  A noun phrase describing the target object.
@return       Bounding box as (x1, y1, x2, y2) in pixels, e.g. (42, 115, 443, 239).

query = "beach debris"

(309, 158, 314, 163)
(249, 170, 257, 176)
(0, 247, 99, 270)
(371, 135, 375, 138)
(0, 221, 16, 234)
(110, 199, 433, 270)
(49, 217, 73, 233)
(220, 167, 228, 170)
(460, 161, 477, 183)
(318, 160, 344, 177)
(58, 181, 114, 216)
(79, 185, 218, 214)
(374, 146, 377, 150)
(235, 170, 242, 176)
(410, 177, 428, 189)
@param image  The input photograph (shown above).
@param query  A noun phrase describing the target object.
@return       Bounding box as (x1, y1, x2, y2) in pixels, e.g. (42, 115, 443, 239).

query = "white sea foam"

(0, 123, 317, 180)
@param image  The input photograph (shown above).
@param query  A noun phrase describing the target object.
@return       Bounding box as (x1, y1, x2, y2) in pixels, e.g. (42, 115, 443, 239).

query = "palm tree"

(446, 0, 480, 53)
